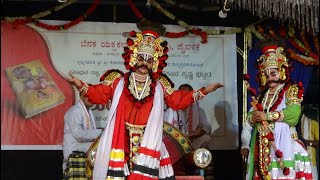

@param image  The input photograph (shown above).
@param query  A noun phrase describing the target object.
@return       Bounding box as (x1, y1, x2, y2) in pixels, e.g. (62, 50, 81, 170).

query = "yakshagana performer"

(240, 42, 313, 180)
(66, 29, 224, 180)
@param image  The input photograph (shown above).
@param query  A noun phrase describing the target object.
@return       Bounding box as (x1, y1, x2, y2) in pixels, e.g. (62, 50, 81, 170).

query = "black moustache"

(268, 80, 281, 83)
(137, 65, 148, 69)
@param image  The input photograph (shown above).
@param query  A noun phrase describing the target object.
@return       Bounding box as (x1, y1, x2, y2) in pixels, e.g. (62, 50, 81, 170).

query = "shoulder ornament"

(100, 69, 124, 86)
(286, 83, 303, 106)
(158, 75, 174, 95)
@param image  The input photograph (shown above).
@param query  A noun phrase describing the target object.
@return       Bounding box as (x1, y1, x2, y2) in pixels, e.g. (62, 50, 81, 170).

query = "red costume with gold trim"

(86, 73, 196, 125)
(80, 30, 208, 180)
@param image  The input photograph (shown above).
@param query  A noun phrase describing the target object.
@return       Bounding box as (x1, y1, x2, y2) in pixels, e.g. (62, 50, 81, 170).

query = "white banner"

(11, 20, 238, 150)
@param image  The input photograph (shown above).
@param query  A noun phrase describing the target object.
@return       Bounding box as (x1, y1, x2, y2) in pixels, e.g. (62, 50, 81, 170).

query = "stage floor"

(176, 176, 204, 180)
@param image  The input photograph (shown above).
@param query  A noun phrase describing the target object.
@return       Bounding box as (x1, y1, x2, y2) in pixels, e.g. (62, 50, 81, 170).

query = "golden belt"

(125, 122, 146, 170)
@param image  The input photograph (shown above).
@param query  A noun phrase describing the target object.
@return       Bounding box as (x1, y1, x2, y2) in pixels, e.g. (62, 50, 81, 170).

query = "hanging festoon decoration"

(127, 0, 208, 43)
(278, 26, 319, 64)
(148, 0, 208, 43)
(150, 0, 242, 36)
(232, 0, 319, 35)
(34, 0, 100, 30)
(248, 23, 319, 66)
(5, 0, 77, 28)
(5, 0, 100, 31)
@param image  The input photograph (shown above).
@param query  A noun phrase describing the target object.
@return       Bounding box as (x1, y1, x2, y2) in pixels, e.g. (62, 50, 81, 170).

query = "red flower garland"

(34, 0, 100, 30)
(13, 18, 34, 28)
(127, 0, 144, 20)
(165, 31, 189, 38)
(190, 28, 208, 44)
(283, 167, 290, 176)
(243, 74, 257, 97)
(296, 82, 304, 99)
(254, 81, 303, 177)
(127, 0, 207, 43)
(248, 88, 257, 97)
(279, 26, 318, 60)
(275, 150, 283, 158)
(129, 30, 137, 37)
(243, 74, 250, 81)
(256, 25, 319, 66)
(256, 82, 291, 112)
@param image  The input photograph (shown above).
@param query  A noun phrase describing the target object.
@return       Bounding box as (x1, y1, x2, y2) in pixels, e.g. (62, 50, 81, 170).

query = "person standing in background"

(62, 93, 102, 179)
(300, 104, 319, 180)
(164, 84, 212, 150)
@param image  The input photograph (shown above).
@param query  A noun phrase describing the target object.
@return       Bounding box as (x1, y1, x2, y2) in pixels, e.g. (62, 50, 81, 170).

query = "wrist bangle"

(193, 89, 206, 102)
(267, 111, 280, 121)
(248, 115, 255, 126)
(78, 82, 89, 94)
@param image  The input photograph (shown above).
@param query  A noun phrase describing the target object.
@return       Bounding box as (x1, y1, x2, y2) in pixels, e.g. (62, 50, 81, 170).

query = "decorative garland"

(149, 0, 208, 43)
(243, 74, 257, 97)
(256, 83, 291, 112)
(252, 24, 319, 66)
(7, 0, 100, 31)
(34, 0, 100, 30)
(286, 47, 318, 65)
(313, 36, 319, 55)
(127, 0, 207, 42)
(127, 0, 144, 20)
(4, 0, 77, 22)
(287, 49, 318, 65)
(127, 0, 188, 40)
(279, 27, 318, 60)
(300, 32, 311, 53)
(165, 31, 189, 38)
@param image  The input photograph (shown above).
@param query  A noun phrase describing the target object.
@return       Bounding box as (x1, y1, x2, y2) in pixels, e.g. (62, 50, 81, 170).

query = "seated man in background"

(62, 93, 102, 179)
(300, 104, 319, 180)
(164, 83, 212, 150)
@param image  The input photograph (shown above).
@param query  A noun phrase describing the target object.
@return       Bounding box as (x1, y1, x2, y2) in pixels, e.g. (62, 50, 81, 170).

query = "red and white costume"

(78, 30, 208, 180)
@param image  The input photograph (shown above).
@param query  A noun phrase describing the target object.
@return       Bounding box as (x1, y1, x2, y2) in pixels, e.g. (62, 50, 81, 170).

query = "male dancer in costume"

(67, 30, 223, 180)
(240, 42, 313, 180)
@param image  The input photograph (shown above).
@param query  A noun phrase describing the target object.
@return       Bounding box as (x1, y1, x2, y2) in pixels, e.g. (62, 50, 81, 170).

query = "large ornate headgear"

(257, 45, 289, 86)
(122, 30, 169, 78)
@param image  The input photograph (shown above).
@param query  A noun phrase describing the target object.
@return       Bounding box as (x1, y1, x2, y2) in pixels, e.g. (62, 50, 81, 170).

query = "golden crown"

(257, 45, 288, 71)
(137, 35, 157, 56)
(257, 45, 289, 86)
(129, 31, 164, 72)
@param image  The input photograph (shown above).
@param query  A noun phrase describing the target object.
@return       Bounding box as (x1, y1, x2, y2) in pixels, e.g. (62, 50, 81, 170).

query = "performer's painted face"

(265, 68, 280, 88)
(135, 54, 154, 74)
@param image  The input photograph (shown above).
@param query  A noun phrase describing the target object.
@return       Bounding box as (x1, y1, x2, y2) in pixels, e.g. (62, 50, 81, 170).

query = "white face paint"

(264, 68, 280, 88)
(135, 53, 154, 75)
(137, 54, 154, 64)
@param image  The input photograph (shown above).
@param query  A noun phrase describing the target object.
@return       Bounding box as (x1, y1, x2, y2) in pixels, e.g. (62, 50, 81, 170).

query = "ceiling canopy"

(2, 0, 319, 35)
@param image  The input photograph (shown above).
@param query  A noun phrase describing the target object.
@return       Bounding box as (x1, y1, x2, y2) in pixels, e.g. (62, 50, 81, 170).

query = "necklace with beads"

(128, 73, 151, 100)
(262, 84, 284, 113)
